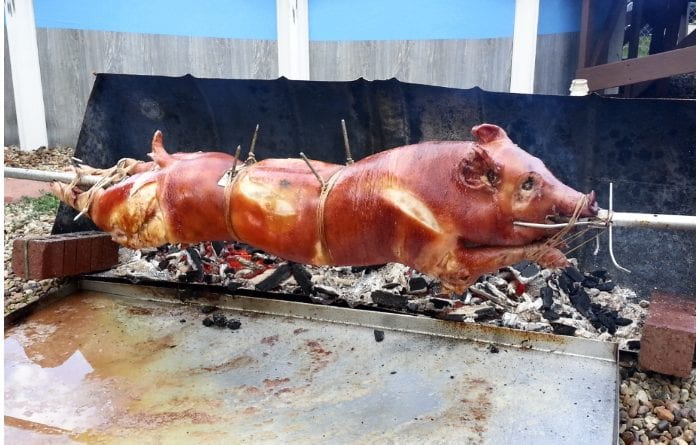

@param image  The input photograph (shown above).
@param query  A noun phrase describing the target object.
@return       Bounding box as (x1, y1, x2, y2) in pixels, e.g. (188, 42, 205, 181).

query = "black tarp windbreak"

(54, 75, 696, 298)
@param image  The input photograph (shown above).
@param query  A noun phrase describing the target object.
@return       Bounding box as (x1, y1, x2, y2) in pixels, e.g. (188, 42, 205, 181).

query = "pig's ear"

(471, 124, 509, 144)
(456, 146, 502, 191)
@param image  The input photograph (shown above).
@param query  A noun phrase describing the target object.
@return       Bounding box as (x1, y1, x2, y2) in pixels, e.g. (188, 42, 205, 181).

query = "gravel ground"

(4, 145, 75, 314)
(3, 146, 696, 443)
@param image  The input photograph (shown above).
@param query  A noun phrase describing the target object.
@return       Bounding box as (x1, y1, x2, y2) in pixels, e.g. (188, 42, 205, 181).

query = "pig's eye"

(522, 176, 534, 190)
(486, 170, 498, 186)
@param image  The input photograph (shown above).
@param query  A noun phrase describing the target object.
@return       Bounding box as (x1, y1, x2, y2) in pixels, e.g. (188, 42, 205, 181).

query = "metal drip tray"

(5, 280, 619, 444)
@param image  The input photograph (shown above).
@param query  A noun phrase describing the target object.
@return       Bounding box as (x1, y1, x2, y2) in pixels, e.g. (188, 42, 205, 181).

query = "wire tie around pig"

(316, 167, 345, 264)
(223, 163, 247, 242)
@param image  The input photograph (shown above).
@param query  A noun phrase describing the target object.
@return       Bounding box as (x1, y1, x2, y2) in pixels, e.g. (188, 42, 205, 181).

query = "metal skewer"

(513, 212, 696, 231)
(340, 119, 354, 165)
(4, 166, 102, 187)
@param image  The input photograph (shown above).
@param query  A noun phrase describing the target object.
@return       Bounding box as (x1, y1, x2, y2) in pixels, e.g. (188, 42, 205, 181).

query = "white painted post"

(510, 0, 540, 94)
(276, 0, 310, 80)
(4, 0, 49, 150)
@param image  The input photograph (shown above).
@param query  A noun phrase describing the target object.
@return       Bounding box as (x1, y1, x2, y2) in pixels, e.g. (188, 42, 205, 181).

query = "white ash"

(92, 242, 647, 345)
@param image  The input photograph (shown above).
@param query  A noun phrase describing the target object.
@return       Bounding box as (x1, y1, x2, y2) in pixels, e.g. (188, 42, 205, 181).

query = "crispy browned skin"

(53, 124, 597, 292)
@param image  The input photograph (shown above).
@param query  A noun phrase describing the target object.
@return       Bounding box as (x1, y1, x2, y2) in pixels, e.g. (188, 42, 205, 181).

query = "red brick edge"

(639, 291, 696, 378)
(11, 231, 119, 280)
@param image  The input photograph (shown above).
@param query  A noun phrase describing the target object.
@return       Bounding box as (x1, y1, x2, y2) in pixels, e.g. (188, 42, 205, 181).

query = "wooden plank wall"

(310, 39, 513, 91)
(4, 28, 579, 147)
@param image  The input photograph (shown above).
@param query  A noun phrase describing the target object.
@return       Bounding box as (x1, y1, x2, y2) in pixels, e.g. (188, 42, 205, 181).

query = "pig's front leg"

(437, 242, 569, 293)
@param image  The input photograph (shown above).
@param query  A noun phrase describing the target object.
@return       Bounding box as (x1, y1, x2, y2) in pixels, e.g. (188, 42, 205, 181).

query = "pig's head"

(458, 123, 598, 245)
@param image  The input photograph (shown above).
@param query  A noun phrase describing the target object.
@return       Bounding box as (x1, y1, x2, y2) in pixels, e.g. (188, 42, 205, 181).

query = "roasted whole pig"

(53, 124, 598, 292)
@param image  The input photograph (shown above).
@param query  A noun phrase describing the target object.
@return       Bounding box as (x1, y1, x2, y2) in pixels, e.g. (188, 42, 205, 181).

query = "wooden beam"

(577, 0, 591, 69)
(4, 0, 49, 150)
(276, 0, 310, 80)
(575, 45, 696, 91)
(510, 0, 540, 93)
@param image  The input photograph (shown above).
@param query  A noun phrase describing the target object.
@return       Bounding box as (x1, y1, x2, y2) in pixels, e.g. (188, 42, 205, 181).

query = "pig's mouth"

(513, 191, 599, 231)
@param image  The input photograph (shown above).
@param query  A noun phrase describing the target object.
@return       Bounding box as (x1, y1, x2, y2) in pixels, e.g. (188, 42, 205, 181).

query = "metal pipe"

(514, 210, 696, 232)
(4, 166, 101, 186)
(599, 210, 696, 231)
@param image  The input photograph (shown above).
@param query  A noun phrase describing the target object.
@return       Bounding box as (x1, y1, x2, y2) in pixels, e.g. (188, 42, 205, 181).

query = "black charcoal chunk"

(186, 247, 203, 270)
(202, 317, 214, 327)
(626, 340, 641, 350)
(211, 241, 225, 256)
(212, 312, 228, 327)
(474, 307, 500, 321)
(615, 317, 633, 326)
(540, 286, 554, 310)
(409, 276, 428, 293)
(564, 266, 585, 283)
(351, 265, 385, 274)
(227, 319, 242, 330)
(557, 273, 575, 295)
(596, 281, 615, 292)
(374, 330, 385, 342)
(488, 345, 500, 353)
(582, 276, 600, 288)
(185, 269, 204, 283)
(157, 259, 170, 270)
(590, 269, 609, 280)
(542, 309, 560, 321)
(371, 290, 408, 309)
(255, 263, 293, 292)
(597, 312, 618, 334)
(430, 298, 453, 309)
(569, 288, 592, 314)
(550, 323, 577, 336)
(291, 263, 314, 295)
(383, 282, 402, 290)
(512, 260, 540, 278)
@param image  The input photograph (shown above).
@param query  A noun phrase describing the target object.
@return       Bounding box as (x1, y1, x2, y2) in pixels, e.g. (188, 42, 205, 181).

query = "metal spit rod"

(514, 211, 696, 232)
(4, 166, 101, 187)
(597, 210, 696, 231)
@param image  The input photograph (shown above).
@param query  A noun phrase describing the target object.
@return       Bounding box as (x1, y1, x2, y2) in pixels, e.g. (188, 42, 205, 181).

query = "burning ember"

(107, 241, 646, 346)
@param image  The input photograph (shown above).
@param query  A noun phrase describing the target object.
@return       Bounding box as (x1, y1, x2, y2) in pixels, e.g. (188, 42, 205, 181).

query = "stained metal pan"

(5, 279, 619, 444)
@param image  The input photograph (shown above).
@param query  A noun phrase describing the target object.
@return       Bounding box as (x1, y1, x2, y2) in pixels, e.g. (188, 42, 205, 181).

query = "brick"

(10, 231, 119, 280)
(11, 238, 31, 277)
(74, 233, 94, 274)
(639, 291, 695, 378)
(11, 236, 66, 280)
(90, 233, 119, 271)
(62, 234, 79, 276)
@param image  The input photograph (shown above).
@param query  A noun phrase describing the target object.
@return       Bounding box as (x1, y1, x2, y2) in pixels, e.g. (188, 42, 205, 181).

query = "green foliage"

(622, 35, 651, 59)
(23, 193, 60, 214)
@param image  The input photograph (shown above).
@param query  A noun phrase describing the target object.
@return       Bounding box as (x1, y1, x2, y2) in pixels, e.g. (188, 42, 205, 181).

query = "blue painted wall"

(33, 0, 581, 40)
(33, 0, 278, 39)
(309, 0, 517, 40)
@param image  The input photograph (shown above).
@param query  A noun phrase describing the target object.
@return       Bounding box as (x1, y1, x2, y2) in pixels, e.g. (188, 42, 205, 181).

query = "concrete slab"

(4, 178, 52, 203)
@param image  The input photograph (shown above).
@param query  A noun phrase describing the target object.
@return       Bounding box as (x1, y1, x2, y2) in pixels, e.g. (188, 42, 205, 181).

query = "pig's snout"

(553, 189, 599, 218)
(583, 190, 599, 217)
